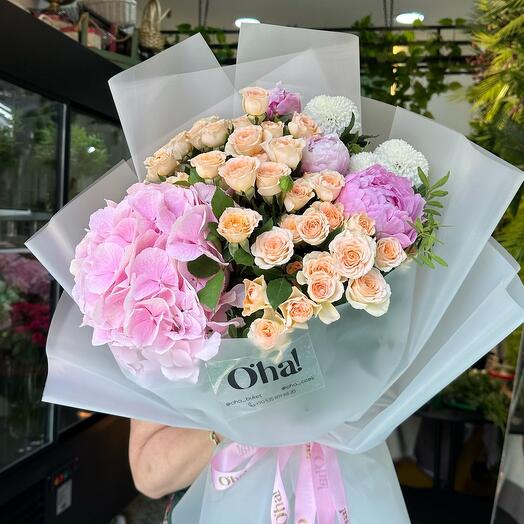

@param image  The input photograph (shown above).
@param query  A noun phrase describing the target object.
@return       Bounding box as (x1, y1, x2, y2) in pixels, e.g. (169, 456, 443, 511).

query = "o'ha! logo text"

(227, 348, 302, 390)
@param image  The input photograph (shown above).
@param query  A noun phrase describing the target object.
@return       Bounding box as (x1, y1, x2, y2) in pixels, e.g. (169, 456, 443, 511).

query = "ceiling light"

(235, 17, 260, 28)
(395, 12, 424, 25)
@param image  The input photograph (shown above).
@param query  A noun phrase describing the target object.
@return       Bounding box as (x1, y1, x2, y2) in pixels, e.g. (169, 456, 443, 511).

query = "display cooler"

(0, 3, 136, 523)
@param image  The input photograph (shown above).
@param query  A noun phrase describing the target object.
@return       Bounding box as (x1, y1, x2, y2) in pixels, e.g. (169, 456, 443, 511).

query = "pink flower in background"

(301, 134, 350, 175)
(266, 82, 302, 119)
(0, 254, 51, 300)
(9, 301, 50, 349)
(71, 182, 226, 383)
(336, 164, 425, 248)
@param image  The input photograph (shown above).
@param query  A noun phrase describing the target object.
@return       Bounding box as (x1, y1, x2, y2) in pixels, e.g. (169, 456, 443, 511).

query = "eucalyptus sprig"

(412, 168, 449, 269)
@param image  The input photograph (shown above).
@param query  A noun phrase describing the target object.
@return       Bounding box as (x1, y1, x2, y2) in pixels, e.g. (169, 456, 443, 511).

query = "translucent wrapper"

(26, 24, 524, 524)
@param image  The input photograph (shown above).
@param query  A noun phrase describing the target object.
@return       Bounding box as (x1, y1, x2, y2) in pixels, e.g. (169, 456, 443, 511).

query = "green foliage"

(197, 269, 225, 310)
(467, 0, 524, 268)
(69, 124, 108, 180)
(252, 266, 285, 281)
(412, 170, 449, 268)
(339, 113, 374, 153)
(188, 167, 205, 185)
(497, 198, 524, 268)
(206, 222, 223, 252)
(169, 24, 234, 63)
(354, 15, 465, 118)
(33, 121, 108, 182)
(503, 328, 523, 368)
(0, 107, 59, 211)
(279, 175, 294, 192)
(467, 0, 524, 128)
(211, 187, 235, 219)
(187, 254, 220, 278)
(232, 246, 255, 266)
(0, 279, 19, 331)
(252, 217, 274, 239)
(266, 278, 292, 310)
(0, 126, 16, 169)
(441, 369, 511, 431)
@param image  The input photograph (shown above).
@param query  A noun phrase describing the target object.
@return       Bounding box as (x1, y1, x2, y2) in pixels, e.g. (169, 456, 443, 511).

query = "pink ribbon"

(211, 442, 350, 524)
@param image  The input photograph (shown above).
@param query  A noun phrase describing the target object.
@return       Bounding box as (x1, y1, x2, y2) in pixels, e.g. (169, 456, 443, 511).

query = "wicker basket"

(139, 0, 169, 51)
(83, 0, 137, 27)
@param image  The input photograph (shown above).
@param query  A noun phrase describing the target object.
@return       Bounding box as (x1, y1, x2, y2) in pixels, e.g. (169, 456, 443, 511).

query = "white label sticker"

(56, 479, 72, 515)
(206, 332, 324, 416)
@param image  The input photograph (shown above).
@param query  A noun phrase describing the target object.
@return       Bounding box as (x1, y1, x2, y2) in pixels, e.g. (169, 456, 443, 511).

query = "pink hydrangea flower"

(336, 164, 425, 248)
(71, 182, 227, 383)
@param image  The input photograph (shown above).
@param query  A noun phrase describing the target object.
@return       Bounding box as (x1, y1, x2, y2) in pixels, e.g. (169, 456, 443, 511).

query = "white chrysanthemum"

(374, 139, 429, 186)
(304, 95, 361, 136)
(349, 152, 380, 173)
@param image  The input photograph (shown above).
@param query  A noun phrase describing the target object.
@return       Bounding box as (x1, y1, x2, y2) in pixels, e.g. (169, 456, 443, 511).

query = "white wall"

(428, 74, 473, 136)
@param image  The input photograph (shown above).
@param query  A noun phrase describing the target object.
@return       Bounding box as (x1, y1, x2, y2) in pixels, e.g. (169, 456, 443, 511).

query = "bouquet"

(27, 24, 524, 523)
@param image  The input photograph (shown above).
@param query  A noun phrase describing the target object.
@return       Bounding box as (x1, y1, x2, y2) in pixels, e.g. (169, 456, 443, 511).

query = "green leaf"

(244, 187, 255, 200)
(233, 246, 255, 266)
(349, 143, 363, 154)
(447, 81, 462, 91)
(188, 167, 204, 185)
(228, 243, 239, 257)
(197, 270, 225, 310)
(317, 226, 344, 251)
(252, 266, 284, 280)
(252, 218, 274, 239)
(211, 188, 235, 219)
(420, 255, 435, 269)
(279, 175, 294, 192)
(417, 167, 430, 188)
(431, 254, 448, 267)
(266, 278, 292, 310)
(228, 324, 238, 338)
(187, 255, 220, 278)
(206, 231, 223, 252)
(340, 113, 357, 144)
(431, 172, 450, 190)
(238, 238, 250, 252)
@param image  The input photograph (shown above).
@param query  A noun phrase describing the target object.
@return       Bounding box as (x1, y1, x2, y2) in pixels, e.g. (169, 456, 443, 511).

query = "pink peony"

(266, 82, 302, 119)
(301, 134, 350, 174)
(71, 182, 227, 383)
(336, 164, 425, 248)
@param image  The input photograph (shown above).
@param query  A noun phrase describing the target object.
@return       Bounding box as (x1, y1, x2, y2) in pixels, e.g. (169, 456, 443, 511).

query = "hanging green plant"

(168, 23, 234, 63)
(467, 0, 524, 269)
(354, 16, 466, 118)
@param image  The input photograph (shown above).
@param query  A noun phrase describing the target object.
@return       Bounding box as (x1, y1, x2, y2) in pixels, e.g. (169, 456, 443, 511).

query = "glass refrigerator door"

(67, 109, 130, 200)
(57, 108, 129, 433)
(0, 79, 59, 472)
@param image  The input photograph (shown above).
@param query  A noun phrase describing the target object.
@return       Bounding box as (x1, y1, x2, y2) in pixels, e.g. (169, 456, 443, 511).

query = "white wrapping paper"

(26, 23, 524, 524)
